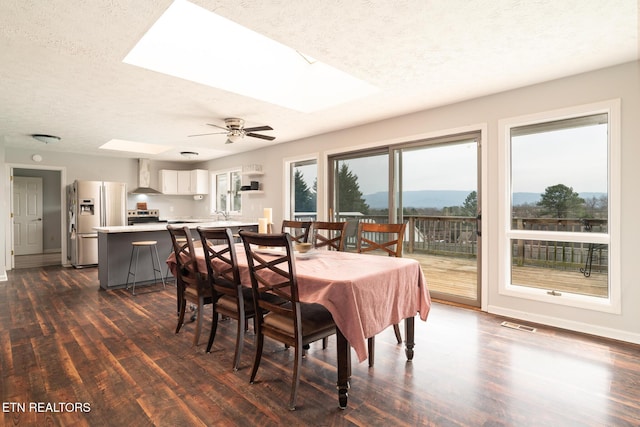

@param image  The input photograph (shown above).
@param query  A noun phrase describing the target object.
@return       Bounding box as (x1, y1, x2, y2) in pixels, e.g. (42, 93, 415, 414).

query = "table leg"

(404, 316, 415, 361)
(336, 328, 351, 409)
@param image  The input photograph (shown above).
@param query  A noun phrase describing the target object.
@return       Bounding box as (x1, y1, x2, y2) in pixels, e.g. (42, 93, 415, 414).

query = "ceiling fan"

(188, 118, 275, 144)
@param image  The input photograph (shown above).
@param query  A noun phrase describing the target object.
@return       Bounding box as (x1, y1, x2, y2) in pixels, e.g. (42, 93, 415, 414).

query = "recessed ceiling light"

(180, 151, 198, 159)
(32, 134, 60, 144)
(123, 0, 378, 113)
(100, 139, 172, 155)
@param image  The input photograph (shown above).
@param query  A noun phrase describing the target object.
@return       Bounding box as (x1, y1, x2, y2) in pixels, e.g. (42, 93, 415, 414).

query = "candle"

(258, 218, 268, 233)
(263, 208, 273, 225)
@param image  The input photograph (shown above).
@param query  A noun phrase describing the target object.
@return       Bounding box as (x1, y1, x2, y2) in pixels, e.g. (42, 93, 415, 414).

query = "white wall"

(1, 61, 637, 344)
(202, 61, 640, 343)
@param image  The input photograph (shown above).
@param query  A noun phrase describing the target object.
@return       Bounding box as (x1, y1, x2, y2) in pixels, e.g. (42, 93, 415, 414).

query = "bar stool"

(126, 240, 166, 295)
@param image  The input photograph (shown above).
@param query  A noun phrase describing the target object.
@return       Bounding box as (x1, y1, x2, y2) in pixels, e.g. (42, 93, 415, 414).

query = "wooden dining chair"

(281, 220, 312, 243)
(239, 230, 336, 411)
(310, 221, 348, 251)
(167, 224, 212, 347)
(197, 226, 255, 371)
(356, 221, 408, 367)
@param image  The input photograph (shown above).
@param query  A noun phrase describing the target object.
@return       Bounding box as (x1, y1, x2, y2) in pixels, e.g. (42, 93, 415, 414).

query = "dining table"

(168, 243, 431, 409)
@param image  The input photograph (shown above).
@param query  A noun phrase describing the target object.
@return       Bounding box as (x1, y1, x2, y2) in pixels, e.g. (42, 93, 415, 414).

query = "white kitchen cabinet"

(160, 169, 209, 195)
(190, 169, 208, 194)
(177, 170, 191, 194)
(159, 169, 178, 194)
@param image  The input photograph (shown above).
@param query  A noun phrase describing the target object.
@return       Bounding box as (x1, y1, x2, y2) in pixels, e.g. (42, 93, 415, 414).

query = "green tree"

(294, 169, 315, 212)
(461, 191, 477, 216)
(537, 184, 584, 218)
(336, 163, 369, 214)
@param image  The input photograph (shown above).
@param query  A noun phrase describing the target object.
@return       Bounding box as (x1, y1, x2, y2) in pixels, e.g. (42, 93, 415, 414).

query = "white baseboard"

(0, 269, 7, 282)
(487, 305, 640, 345)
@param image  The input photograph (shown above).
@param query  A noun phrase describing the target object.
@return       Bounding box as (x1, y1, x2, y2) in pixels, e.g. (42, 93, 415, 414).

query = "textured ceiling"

(0, 0, 637, 161)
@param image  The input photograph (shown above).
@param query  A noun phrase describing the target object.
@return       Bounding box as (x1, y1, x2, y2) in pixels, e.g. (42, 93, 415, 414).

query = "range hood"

(130, 158, 162, 195)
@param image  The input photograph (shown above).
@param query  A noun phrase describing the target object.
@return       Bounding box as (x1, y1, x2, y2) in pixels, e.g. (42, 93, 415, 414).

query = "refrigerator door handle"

(100, 184, 106, 227)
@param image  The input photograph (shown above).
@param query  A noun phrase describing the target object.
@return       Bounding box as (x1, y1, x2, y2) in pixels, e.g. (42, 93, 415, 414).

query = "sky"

(297, 123, 608, 197)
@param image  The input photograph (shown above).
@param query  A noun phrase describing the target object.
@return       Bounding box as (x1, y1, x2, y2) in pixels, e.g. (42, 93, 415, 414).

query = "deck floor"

(405, 253, 608, 299)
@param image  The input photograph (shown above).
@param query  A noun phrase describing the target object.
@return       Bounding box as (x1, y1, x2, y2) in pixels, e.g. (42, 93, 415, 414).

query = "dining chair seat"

(263, 302, 335, 337)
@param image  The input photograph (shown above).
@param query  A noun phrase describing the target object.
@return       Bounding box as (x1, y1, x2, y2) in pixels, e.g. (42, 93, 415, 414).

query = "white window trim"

(209, 167, 242, 216)
(497, 99, 621, 314)
(283, 153, 319, 220)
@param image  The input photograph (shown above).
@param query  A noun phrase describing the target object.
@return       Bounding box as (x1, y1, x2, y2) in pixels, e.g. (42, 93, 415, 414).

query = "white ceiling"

(0, 0, 637, 162)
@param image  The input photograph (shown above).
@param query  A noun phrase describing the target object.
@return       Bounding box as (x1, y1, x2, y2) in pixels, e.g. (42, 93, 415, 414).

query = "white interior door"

(13, 176, 44, 255)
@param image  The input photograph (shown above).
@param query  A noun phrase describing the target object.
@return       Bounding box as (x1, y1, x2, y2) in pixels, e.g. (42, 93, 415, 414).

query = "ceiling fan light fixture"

(32, 134, 61, 144)
(227, 134, 242, 144)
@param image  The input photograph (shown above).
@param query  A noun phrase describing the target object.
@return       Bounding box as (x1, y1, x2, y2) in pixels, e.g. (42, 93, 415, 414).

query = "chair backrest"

(311, 221, 348, 251)
(167, 224, 200, 288)
(281, 220, 312, 244)
(197, 227, 241, 297)
(356, 222, 407, 257)
(239, 231, 301, 333)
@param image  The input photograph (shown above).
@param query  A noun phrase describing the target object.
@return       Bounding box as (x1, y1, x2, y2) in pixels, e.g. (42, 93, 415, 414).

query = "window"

(498, 100, 620, 313)
(211, 169, 242, 214)
(286, 158, 318, 220)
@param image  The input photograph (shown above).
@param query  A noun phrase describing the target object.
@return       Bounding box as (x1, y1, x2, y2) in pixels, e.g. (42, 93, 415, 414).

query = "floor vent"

(501, 321, 536, 333)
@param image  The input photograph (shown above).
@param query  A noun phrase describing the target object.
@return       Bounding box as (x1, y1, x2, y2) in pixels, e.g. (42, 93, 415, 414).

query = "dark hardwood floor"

(1, 266, 639, 426)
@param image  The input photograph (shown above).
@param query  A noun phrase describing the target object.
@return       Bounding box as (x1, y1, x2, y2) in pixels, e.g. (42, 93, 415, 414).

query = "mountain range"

(364, 190, 606, 209)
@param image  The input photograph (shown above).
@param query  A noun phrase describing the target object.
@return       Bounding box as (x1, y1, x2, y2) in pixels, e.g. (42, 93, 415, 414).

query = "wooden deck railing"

(306, 213, 609, 273)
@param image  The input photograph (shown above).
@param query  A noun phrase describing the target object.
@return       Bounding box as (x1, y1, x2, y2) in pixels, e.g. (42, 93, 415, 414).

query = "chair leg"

(175, 295, 186, 334)
(289, 343, 303, 411)
(368, 337, 375, 368)
(393, 323, 402, 344)
(206, 311, 219, 353)
(193, 298, 203, 346)
(233, 315, 245, 371)
(250, 331, 264, 384)
(322, 337, 328, 349)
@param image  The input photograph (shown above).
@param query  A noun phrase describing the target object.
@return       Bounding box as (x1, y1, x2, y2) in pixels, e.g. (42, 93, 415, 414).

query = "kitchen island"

(94, 221, 258, 290)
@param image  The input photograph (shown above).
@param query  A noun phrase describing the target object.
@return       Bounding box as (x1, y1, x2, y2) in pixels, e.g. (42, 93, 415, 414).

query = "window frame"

(209, 168, 242, 215)
(497, 99, 621, 313)
(283, 154, 319, 221)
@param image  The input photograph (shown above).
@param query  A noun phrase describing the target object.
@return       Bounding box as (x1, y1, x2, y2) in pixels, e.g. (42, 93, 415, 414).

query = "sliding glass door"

(329, 132, 481, 306)
(394, 134, 480, 306)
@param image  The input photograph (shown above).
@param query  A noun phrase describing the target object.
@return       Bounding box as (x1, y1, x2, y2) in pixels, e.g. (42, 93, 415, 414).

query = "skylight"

(123, 0, 378, 113)
(100, 139, 172, 155)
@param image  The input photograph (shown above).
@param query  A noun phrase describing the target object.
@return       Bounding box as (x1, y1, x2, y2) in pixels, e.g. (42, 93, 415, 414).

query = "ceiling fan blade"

(243, 125, 273, 132)
(246, 132, 276, 141)
(206, 123, 230, 131)
(188, 131, 227, 137)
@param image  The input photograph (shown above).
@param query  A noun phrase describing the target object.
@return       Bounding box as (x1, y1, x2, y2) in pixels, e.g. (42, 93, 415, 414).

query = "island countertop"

(95, 220, 258, 290)
(94, 220, 258, 233)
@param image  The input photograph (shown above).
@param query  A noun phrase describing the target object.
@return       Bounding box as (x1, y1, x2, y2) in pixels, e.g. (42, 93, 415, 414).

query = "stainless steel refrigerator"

(68, 180, 126, 267)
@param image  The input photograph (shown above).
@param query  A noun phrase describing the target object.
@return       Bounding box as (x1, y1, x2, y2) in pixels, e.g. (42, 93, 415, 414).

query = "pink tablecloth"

(169, 245, 431, 363)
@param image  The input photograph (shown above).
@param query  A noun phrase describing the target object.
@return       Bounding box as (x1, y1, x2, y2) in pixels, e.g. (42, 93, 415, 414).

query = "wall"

(1, 152, 209, 269)
(1, 61, 637, 343)
(2, 152, 209, 219)
(201, 61, 640, 344)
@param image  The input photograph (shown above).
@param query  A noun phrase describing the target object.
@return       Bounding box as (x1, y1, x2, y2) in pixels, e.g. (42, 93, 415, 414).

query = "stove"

(127, 209, 165, 225)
